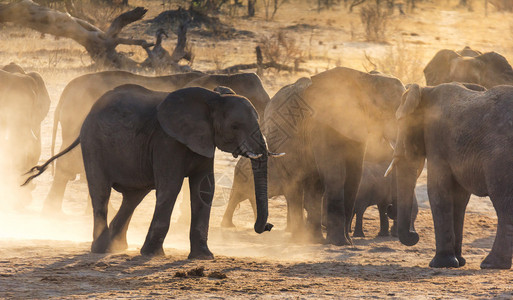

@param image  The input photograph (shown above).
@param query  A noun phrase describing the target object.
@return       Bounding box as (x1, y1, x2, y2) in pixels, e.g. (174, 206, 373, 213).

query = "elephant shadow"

(278, 261, 480, 282)
(23, 250, 194, 298)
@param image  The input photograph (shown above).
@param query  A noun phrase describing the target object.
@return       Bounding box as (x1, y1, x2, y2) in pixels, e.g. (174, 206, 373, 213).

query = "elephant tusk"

(246, 152, 263, 159)
(384, 157, 397, 177)
(268, 152, 285, 158)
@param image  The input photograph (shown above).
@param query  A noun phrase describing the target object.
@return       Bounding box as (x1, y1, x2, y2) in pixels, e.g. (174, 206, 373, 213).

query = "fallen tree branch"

(0, 0, 150, 69)
(207, 46, 308, 74)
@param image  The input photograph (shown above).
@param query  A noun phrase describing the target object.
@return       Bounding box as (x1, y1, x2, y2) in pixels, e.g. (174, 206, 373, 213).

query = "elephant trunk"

(250, 155, 273, 234)
(396, 158, 419, 246)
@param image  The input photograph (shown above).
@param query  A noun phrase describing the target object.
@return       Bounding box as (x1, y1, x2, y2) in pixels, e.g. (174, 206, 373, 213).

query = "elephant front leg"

(283, 183, 305, 241)
(304, 177, 325, 244)
(188, 171, 215, 260)
(352, 207, 366, 237)
(427, 164, 461, 268)
(481, 197, 513, 269)
(377, 203, 390, 237)
(141, 182, 182, 257)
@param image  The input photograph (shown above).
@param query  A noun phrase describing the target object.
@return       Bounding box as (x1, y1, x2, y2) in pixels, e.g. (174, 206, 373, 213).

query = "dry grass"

(363, 40, 426, 84)
(259, 30, 304, 70)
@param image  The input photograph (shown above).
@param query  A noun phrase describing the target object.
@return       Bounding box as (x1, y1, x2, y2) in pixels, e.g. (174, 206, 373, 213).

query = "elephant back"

(263, 77, 312, 153)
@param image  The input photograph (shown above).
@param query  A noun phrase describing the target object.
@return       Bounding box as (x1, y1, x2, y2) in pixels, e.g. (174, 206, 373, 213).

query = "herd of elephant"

(5, 45, 513, 269)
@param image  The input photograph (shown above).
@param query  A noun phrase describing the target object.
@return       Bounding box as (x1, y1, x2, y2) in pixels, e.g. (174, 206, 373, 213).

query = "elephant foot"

(456, 255, 466, 267)
(91, 230, 110, 253)
(140, 245, 165, 257)
(377, 230, 390, 237)
(305, 228, 326, 244)
(220, 218, 236, 228)
(390, 224, 398, 237)
(107, 238, 128, 253)
(188, 246, 214, 260)
(41, 205, 66, 218)
(429, 253, 460, 268)
(327, 234, 352, 246)
(480, 253, 511, 269)
(353, 230, 365, 238)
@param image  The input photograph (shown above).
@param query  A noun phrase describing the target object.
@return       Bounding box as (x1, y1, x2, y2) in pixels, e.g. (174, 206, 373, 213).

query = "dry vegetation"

(2, 0, 513, 298)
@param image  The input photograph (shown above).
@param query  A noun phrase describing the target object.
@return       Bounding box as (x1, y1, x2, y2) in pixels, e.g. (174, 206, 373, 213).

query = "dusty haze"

(1, 0, 513, 298)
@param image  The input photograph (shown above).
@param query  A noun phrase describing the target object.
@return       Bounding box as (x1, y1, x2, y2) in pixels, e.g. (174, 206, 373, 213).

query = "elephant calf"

(25, 85, 274, 259)
(352, 161, 418, 238)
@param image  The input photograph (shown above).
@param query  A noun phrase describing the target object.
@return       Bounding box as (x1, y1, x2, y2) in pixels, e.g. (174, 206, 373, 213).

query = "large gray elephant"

(424, 48, 513, 88)
(389, 82, 513, 269)
(45, 71, 270, 214)
(25, 85, 273, 259)
(252, 68, 405, 245)
(0, 63, 50, 179)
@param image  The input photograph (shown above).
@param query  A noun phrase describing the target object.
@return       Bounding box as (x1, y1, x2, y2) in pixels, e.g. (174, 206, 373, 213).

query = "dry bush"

(359, 1, 392, 42)
(363, 41, 425, 84)
(262, 0, 287, 20)
(258, 31, 304, 69)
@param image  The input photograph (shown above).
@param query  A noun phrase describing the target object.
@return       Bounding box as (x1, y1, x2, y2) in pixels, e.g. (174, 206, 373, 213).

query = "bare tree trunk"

(248, 0, 256, 17)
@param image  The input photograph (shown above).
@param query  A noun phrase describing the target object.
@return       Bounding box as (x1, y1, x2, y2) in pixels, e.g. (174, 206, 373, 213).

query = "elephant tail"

(22, 137, 80, 186)
(50, 101, 61, 175)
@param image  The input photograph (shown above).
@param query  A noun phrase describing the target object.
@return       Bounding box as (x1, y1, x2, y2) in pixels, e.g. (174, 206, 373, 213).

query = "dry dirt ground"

(1, 0, 513, 298)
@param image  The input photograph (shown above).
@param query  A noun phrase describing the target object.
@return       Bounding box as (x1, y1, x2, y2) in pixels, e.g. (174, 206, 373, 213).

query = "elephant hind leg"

(89, 180, 112, 253)
(221, 186, 250, 228)
(108, 189, 150, 252)
(452, 190, 470, 267)
(481, 196, 513, 269)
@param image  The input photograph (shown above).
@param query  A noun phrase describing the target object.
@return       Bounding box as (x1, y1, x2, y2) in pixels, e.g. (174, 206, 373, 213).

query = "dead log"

(142, 24, 193, 74)
(0, 0, 152, 69)
(210, 47, 308, 74)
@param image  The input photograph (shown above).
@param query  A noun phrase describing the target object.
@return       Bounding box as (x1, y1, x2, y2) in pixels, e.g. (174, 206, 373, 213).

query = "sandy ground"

(1, 0, 513, 298)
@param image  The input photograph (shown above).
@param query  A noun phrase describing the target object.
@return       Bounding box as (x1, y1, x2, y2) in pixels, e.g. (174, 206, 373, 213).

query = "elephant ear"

(423, 49, 460, 86)
(26, 72, 51, 124)
(157, 91, 215, 158)
(305, 68, 379, 144)
(475, 52, 513, 85)
(396, 84, 421, 120)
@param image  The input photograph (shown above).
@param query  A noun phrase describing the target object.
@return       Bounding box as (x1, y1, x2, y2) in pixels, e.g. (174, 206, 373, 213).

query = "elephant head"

(387, 83, 428, 246)
(156, 87, 272, 233)
(1, 63, 50, 134)
(303, 67, 405, 149)
(456, 46, 482, 57)
(424, 49, 513, 88)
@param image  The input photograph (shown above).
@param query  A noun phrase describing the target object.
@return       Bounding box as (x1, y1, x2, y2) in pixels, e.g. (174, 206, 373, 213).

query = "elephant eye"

(231, 124, 240, 130)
